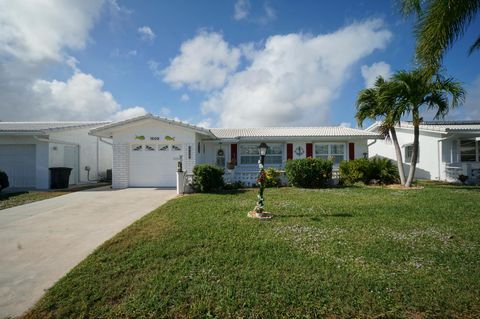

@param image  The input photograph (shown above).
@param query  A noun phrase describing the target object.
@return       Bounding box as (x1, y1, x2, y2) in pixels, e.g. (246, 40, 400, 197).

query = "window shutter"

(349, 142, 355, 160)
(306, 143, 313, 158)
(287, 143, 293, 160)
(231, 144, 237, 164)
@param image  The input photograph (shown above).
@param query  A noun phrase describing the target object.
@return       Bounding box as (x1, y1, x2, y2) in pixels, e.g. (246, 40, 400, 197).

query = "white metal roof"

(89, 114, 214, 137)
(401, 121, 480, 132)
(210, 127, 380, 139)
(0, 121, 110, 134)
(366, 120, 480, 134)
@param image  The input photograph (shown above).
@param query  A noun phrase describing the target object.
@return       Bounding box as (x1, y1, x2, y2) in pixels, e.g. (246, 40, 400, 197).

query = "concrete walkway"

(0, 187, 176, 318)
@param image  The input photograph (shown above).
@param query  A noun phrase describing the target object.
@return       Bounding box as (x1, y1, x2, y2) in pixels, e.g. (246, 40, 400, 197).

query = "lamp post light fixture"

(248, 142, 272, 219)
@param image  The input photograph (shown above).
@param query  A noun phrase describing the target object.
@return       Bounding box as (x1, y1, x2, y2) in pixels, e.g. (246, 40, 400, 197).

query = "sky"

(0, 0, 479, 128)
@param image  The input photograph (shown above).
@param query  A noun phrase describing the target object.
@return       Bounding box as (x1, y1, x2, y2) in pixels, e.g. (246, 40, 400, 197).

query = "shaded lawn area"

(24, 185, 480, 318)
(0, 183, 110, 210)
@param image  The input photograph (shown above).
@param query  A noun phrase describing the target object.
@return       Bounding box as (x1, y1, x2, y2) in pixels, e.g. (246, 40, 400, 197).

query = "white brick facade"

(112, 143, 129, 188)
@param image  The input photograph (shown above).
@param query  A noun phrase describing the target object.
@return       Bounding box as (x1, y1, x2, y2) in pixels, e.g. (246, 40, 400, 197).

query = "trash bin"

(49, 167, 72, 189)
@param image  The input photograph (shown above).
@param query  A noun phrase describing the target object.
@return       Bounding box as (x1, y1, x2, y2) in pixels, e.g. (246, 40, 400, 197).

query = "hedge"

(192, 164, 224, 192)
(339, 157, 398, 185)
(285, 158, 333, 188)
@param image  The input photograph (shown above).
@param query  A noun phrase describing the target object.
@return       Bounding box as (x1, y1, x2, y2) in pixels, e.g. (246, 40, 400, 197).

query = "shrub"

(368, 157, 399, 184)
(0, 170, 9, 191)
(192, 164, 224, 192)
(338, 158, 370, 185)
(285, 158, 333, 188)
(264, 167, 282, 187)
(224, 181, 244, 190)
(458, 174, 468, 185)
(339, 157, 399, 185)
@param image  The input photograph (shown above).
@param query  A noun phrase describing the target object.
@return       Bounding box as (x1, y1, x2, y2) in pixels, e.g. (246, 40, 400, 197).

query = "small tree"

(356, 76, 406, 185)
(388, 69, 465, 187)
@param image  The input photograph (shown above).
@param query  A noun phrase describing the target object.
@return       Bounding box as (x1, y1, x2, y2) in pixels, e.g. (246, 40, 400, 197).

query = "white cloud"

(361, 61, 392, 87)
(0, 0, 103, 62)
(162, 31, 241, 91)
(110, 106, 147, 121)
(197, 118, 213, 128)
(0, 1, 147, 122)
(148, 59, 161, 77)
(160, 107, 171, 116)
(137, 26, 156, 42)
(202, 19, 392, 127)
(340, 122, 352, 128)
(111, 48, 137, 58)
(180, 94, 190, 102)
(460, 75, 480, 120)
(259, 3, 276, 24)
(234, 0, 250, 20)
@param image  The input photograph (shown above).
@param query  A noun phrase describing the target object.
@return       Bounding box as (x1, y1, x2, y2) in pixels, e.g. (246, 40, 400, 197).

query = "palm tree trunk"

(390, 127, 406, 185)
(405, 110, 420, 187)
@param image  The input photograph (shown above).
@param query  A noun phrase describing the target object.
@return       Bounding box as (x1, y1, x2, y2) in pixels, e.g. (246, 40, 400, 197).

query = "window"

(172, 144, 182, 151)
(460, 140, 477, 162)
(404, 145, 419, 163)
(314, 144, 345, 165)
(216, 149, 225, 167)
(198, 142, 201, 153)
(145, 145, 155, 151)
(132, 144, 143, 151)
(158, 144, 169, 151)
(239, 144, 283, 165)
(188, 146, 192, 159)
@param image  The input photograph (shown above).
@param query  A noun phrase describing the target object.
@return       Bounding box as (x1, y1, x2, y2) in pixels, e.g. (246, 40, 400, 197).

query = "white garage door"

(129, 143, 182, 187)
(0, 145, 36, 188)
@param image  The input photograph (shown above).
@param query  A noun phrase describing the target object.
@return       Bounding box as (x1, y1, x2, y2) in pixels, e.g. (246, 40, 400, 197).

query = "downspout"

(33, 135, 81, 184)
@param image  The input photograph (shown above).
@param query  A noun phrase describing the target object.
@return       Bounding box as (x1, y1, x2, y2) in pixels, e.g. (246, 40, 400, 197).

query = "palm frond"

(397, 0, 424, 16)
(468, 35, 480, 55)
(414, 0, 480, 71)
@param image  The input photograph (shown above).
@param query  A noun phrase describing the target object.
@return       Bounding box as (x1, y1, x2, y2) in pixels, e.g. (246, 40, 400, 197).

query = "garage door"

(129, 143, 182, 187)
(0, 145, 36, 188)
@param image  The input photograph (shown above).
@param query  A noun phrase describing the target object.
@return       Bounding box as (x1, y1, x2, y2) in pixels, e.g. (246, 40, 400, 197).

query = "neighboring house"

(90, 114, 381, 188)
(367, 121, 480, 183)
(0, 122, 113, 189)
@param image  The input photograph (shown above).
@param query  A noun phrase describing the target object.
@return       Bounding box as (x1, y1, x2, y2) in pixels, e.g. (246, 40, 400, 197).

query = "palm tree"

(399, 0, 480, 74)
(388, 69, 465, 187)
(356, 76, 406, 185)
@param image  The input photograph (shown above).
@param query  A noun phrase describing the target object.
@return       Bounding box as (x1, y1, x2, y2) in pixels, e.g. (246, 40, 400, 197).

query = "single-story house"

(90, 114, 381, 188)
(367, 121, 480, 183)
(0, 122, 113, 189)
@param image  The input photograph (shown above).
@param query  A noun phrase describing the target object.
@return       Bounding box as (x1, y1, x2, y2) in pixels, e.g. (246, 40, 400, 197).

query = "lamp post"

(250, 142, 270, 218)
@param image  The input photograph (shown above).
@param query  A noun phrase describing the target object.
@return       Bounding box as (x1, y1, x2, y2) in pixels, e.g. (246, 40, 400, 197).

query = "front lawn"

(24, 185, 480, 318)
(0, 183, 110, 210)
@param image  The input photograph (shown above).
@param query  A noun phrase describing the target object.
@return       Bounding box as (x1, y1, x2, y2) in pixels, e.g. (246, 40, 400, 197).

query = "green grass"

(24, 185, 480, 318)
(0, 184, 110, 210)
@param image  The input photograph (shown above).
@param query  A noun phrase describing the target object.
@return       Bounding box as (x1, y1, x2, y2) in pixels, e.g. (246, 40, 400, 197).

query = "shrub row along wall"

(338, 157, 398, 185)
(192, 157, 398, 192)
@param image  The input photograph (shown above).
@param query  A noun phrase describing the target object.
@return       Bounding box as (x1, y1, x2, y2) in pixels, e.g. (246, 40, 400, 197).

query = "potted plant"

(227, 158, 237, 170)
(458, 174, 468, 185)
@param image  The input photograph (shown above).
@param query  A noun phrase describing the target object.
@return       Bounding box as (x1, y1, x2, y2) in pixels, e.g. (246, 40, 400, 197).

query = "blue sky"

(1, 0, 479, 127)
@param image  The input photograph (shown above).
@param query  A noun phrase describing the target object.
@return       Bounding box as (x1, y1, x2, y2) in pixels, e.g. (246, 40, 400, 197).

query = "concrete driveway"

(0, 187, 176, 318)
